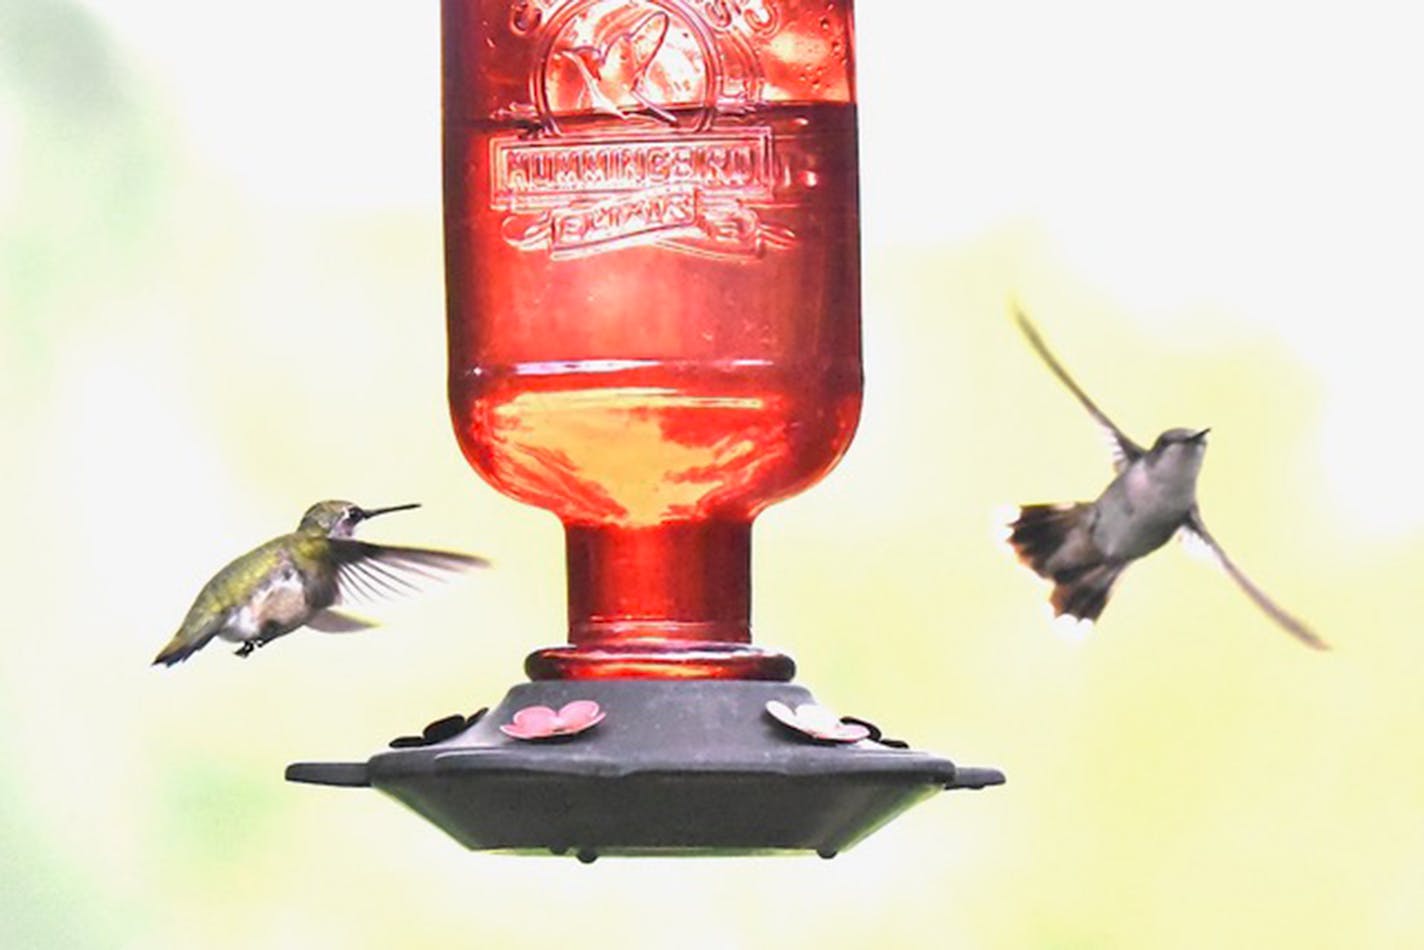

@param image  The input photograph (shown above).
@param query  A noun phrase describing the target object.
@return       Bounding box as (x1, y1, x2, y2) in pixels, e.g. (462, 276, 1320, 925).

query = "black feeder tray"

(287, 679, 1004, 861)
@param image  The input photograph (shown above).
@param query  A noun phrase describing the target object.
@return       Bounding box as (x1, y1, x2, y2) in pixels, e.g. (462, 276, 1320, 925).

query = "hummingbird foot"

(235, 642, 256, 658)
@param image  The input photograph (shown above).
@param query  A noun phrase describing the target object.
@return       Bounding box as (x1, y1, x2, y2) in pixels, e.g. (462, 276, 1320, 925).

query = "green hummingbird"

(152, 500, 489, 666)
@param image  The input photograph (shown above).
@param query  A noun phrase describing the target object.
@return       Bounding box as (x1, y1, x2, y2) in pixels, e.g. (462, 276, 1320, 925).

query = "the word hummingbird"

(152, 501, 489, 666)
(1005, 309, 1326, 649)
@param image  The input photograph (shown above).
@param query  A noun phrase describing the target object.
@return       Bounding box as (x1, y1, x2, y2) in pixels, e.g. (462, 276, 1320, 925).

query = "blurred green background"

(4, 1, 1422, 947)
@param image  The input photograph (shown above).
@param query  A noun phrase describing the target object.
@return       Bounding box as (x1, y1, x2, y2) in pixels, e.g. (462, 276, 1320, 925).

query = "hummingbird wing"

(1182, 508, 1328, 650)
(306, 609, 378, 633)
(1014, 307, 1145, 471)
(327, 540, 490, 605)
(622, 11, 669, 74)
(601, 12, 665, 84)
(606, 12, 677, 124)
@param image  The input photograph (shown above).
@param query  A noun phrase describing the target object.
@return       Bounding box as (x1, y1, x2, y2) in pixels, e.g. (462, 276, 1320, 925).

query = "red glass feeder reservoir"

(289, 0, 1001, 859)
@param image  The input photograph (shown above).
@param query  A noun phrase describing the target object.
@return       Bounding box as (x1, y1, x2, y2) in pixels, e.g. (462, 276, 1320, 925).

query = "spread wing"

(1183, 508, 1328, 650)
(327, 540, 490, 605)
(619, 11, 669, 80)
(608, 12, 676, 123)
(1014, 306, 1144, 472)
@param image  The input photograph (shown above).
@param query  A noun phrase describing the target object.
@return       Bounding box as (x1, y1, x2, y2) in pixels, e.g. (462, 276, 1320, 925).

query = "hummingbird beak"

(357, 503, 422, 521)
(1190, 428, 1211, 443)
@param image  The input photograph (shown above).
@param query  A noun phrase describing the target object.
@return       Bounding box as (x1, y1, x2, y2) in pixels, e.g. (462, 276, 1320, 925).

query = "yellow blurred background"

(4, 1, 1422, 947)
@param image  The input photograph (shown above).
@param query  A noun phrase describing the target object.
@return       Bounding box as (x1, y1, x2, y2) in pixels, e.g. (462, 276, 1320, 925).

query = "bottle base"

(287, 679, 1004, 858)
(525, 641, 796, 681)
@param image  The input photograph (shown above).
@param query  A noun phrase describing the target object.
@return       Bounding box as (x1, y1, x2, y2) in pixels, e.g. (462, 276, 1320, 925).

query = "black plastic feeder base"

(286, 680, 1003, 859)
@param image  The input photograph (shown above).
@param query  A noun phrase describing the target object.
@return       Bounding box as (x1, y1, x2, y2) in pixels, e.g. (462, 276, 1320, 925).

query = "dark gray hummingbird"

(152, 501, 489, 666)
(1006, 309, 1326, 649)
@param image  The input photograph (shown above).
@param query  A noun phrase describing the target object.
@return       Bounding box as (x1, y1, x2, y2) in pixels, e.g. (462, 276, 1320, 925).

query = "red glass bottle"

(443, 0, 860, 679)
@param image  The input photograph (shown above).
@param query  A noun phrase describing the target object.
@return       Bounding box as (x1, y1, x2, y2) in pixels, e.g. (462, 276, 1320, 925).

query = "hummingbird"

(1006, 309, 1326, 649)
(555, 10, 677, 125)
(152, 501, 489, 666)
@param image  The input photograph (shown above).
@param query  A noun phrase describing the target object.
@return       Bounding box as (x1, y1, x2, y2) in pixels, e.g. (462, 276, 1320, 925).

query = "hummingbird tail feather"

(1009, 503, 1124, 622)
(151, 627, 217, 666)
(152, 636, 196, 666)
(1007, 503, 1089, 576)
(1048, 564, 1124, 622)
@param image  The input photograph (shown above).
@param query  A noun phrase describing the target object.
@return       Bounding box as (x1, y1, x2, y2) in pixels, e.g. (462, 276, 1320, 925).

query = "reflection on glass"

(444, 0, 861, 679)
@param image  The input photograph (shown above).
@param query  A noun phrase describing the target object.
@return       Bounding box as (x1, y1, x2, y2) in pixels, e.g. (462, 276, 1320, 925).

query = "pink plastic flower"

(500, 700, 606, 741)
(764, 700, 870, 744)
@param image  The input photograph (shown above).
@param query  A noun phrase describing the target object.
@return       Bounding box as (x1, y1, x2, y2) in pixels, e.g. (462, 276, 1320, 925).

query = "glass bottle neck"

(522, 519, 794, 680)
(565, 519, 752, 645)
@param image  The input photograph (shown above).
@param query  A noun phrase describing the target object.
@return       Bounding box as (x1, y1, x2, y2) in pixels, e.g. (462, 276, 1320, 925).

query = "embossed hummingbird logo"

(556, 10, 679, 126)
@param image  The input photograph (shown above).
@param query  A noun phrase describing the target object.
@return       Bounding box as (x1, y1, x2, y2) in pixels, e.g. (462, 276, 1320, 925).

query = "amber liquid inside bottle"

(444, 0, 860, 679)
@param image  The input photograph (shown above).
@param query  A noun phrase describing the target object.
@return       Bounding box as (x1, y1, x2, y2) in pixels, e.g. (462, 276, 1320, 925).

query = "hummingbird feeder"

(287, 0, 1002, 860)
